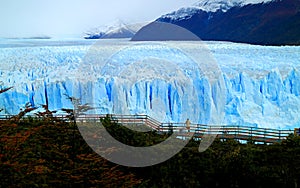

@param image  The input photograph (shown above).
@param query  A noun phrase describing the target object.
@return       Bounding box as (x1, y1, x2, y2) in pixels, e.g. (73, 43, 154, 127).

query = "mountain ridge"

(133, 0, 300, 45)
(84, 21, 146, 39)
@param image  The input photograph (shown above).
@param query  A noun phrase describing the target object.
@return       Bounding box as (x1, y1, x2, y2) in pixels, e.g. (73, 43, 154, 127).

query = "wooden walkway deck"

(107, 114, 293, 143)
(0, 114, 294, 144)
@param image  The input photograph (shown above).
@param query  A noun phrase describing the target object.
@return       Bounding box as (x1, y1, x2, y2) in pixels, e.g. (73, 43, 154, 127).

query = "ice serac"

(75, 42, 225, 124)
(0, 40, 300, 130)
(223, 69, 300, 129)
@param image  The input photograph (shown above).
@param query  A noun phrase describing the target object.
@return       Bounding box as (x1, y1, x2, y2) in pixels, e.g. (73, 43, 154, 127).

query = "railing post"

(145, 116, 148, 127)
(221, 125, 225, 141)
(279, 130, 281, 140)
(264, 128, 266, 144)
(168, 123, 173, 135)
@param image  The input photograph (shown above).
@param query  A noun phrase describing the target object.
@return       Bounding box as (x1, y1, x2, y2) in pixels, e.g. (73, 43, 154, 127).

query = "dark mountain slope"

(133, 0, 300, 45)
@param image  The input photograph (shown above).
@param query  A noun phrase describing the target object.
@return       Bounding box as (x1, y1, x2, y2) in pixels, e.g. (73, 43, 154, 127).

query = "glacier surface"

(0, 39, 300, 130)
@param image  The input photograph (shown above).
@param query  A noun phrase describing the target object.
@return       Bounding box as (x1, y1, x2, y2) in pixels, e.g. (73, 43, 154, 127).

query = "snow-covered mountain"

(192, 0, 244, 12)
(135, 0, 300, 45)
(160, 0, 272, 21)
(1, 40, 300, 129)
(84, 21, 147, 39)
(193, 0, 273, 12)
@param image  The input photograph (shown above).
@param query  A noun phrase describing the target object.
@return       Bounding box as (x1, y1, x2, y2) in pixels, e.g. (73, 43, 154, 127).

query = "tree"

(0, 86, 13, 113)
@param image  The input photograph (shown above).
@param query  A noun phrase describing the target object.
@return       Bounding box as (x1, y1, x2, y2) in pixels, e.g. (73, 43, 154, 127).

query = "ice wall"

(223, 69, 300, 129)
(1, 40, 300, 129)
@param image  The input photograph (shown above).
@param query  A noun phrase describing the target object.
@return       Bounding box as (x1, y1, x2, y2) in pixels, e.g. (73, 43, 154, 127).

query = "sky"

(0, 0, 196, 38)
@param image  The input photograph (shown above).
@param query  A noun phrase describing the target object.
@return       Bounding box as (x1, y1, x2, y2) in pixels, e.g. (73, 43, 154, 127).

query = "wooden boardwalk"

(72, 114, 294, 144)
(0, 114, 294, 144)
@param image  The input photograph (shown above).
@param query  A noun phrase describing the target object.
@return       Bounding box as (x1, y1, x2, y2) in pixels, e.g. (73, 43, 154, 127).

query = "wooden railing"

(159, 123, 292, 143)
(0, 114, 294, 143)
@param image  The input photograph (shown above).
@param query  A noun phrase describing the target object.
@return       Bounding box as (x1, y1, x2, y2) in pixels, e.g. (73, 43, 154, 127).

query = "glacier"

(0, 39, 300, 130)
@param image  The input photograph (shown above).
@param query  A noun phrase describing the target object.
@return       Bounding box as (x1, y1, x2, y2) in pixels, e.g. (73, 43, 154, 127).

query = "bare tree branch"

(0, 87, 13, 94)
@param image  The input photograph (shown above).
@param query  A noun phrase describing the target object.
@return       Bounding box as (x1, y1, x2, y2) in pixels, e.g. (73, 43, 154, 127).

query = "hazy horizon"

(0, 0, 197, 38)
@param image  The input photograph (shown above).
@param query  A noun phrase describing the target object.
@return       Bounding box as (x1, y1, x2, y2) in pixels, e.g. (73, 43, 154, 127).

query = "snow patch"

(160, 0, 273, 21)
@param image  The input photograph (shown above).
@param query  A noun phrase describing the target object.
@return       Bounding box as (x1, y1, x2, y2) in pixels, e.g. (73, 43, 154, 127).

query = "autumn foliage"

(0, 118, 141, 187)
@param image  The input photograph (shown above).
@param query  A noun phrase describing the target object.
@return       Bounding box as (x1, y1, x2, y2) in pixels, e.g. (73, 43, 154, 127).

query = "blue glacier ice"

(0, 39, 300, 130)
